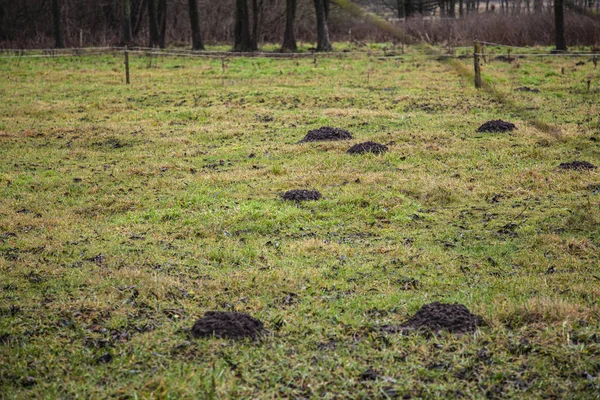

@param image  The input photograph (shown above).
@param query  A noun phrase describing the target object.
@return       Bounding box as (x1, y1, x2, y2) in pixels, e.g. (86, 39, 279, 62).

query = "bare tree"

(314, 0, 332, 51)
(188, 0, 204, 50)
(554, 0, 567, 51)
(158, 0, 167, 48)
(0, 1, 5, 40)
(250, 0, 263, 50)
(281, 0, 297, 52)
(132, 0, 148, 39)
(406, 0, 414, 17)
(122, 0, 133, 45)
(147, 0, 160, 47)
(52, 0, 64, 48)
(234, 0, 253, 51)
(396, 0, 404, 17)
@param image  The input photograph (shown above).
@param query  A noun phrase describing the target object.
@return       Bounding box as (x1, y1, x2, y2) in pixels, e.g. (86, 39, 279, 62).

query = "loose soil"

(191, 311, 265, 340)
(383, 302, 483, 334)
(514, 86, 540, 93)
(494, 55, 515, 63)
(347, 141, 388, 155)
(477, 120, 517, 133)
(299, 127, 353, 143)
(558, 161, 597, 170)
(281, 189, 322, 202)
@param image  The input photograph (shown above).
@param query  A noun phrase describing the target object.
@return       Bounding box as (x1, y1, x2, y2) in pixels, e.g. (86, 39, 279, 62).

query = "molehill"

(383, 302, 484, 334)
(191, 311, 265, 340)
(477, 119, 517, 133)
(347, 141, 388, 155)
(299, 126, 353, 143)
(558, 161, 597, 170)
(281, 189, 322, 202)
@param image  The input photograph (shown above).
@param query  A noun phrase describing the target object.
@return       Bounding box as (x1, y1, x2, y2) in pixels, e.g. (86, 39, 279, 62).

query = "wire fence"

(1, 43, 598, 89)
(0, 46, 455, 60)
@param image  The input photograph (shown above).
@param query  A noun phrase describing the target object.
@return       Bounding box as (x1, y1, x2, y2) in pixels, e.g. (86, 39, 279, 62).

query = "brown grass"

(498, 297, 595, 329)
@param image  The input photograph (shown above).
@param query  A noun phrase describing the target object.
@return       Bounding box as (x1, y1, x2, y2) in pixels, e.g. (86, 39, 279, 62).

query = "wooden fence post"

(125, 46, 130, 85)
(474, 38, 482, 89)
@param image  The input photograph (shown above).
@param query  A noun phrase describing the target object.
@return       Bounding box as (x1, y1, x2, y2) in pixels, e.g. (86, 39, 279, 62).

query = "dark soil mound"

(477, 119, 517, 133)
(558, 161, 597, 170)
(397, 302, 483, 334)
(299, 126, 353, 143)
(514, 86, 540, 93)
(281, 189, 322, 202)
(347, 141, 388, 155)
(191, 311, 264, 340)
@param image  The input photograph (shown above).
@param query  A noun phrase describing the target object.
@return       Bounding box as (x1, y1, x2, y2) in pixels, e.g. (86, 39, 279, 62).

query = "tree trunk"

(132, 0, 148, 38)
(533, 0, 542, 12)
(147, 0, 160, 47)
(314, 0, 332, 51)
(281, 0, 297, 52)
(459, 0, 464, 16)
(52, 0, 64, 48)
(158, 0, 167, 48)
(234, 0, 252, 52)
(188, 0, 204, 50)
(122, 0, 133, 45)
(554, 0, 567, 51)
(0, 1, 5, 40)
(250, 0, 262, 51)
(397, 0, 404, 18)
(405, 0, 413, 17)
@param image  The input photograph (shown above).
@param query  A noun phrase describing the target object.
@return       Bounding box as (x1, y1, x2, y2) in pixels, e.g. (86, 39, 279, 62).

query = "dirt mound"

(558, 161, 597, 170)
(281, 189, 322, 202)
(514, 86, 540, 93)
(477, 120, 517, 133)
(383, 302, 483, 334)
(347, 141, 388, 155)
(299, 127, 353, 143)
(191, 311, 264, 340)
(402, 302, 483, 333)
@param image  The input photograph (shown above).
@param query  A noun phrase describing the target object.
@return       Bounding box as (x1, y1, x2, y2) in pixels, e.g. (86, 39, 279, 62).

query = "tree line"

(43, 0, 335, 52)
(1, 0, 598, 50)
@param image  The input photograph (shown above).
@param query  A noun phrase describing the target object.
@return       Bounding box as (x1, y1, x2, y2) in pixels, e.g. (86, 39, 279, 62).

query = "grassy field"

(1, 44, 599, 399)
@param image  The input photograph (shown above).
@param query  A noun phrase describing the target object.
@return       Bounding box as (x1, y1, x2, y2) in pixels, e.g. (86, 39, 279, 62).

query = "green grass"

(1, 45, 599, 399)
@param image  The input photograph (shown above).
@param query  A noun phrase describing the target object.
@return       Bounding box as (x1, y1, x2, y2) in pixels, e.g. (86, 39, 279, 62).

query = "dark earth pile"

(191, 311, 264, 340)
(281, 189, 322, 202)
(299, 126, 353, 143)
(514, 86, 540, 93)
(494, 55, 515, 63)
(384, 302, 483, 334)
(347, 141, 388, 155)
(477, 119, 517, 133)
(558, 161, 597, 170)
(402, 302, 483, 333)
